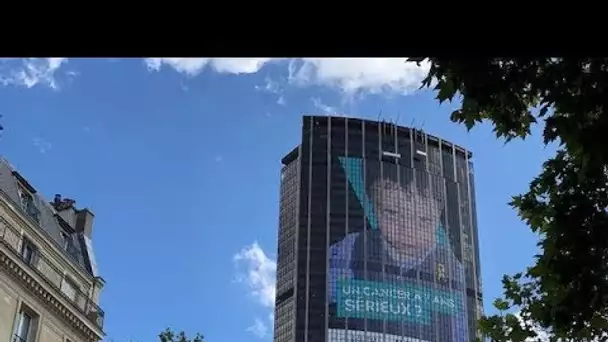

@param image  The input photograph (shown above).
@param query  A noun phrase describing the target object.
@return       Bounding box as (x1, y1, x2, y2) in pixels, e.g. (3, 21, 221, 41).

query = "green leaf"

(493, 298, 510, 311)
(158, 329, 204, 342)
(436, 79, 456, 103)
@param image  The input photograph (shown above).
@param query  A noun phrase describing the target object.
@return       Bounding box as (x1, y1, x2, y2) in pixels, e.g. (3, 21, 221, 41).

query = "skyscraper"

(273, 116, 483, 342)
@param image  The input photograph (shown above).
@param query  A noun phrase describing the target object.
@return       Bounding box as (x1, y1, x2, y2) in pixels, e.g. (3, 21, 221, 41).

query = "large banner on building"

(328, 329, 431, 342)
(327, 157, 469, 342)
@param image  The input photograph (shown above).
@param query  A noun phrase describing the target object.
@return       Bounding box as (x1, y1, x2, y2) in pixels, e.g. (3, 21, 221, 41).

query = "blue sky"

(0, 58, 554, 342)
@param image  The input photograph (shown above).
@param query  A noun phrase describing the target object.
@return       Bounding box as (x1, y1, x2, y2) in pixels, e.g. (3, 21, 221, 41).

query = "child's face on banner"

(373, 179, 440, 258)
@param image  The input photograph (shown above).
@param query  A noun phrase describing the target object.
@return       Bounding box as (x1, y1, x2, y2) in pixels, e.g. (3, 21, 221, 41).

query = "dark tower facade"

(274, 116, 483, 342)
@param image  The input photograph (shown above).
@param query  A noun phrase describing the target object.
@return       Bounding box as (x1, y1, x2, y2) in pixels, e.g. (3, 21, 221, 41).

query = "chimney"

(53, 194, 61, 206)
(63, 198, 76, 209)
(52, 196, 78, 227)
(75, 208, 95, 238)
(51, 196, 75, 211)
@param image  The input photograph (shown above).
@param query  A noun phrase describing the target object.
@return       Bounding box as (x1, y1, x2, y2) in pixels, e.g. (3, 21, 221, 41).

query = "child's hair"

(364, 160, 444, 205)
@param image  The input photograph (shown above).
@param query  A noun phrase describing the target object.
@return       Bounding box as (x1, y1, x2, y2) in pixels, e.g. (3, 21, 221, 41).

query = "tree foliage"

(158, 329, 204, 342)
(407, 58, 608, 341)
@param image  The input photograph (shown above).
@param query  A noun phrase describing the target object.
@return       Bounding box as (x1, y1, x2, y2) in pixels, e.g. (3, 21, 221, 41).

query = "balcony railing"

(0, 217, 104, 328)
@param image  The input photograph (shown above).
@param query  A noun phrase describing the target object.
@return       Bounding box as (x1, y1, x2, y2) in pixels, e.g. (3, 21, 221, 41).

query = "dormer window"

(60, 231, 79, 260)
(60, 231, 69, 249)
(19, 187, 33, 209)
(12, 171, 40, 224)
(18, 187, 39, 224)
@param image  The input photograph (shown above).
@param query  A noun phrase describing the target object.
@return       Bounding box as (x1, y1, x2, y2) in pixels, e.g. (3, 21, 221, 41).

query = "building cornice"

(0, 242, 104, 341)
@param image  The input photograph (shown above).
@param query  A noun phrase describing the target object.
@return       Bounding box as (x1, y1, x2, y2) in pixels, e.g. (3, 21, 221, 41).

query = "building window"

(60, 276, 79, 302)
(18, 187, 39, 223)
(60, 232, 69, 250)
(61, 232, 76, 253)
(13, 305, 37, 342)
(60, 231, 80, 261)
(20, 238, 38, 266)
(14, 311, 31, 342)
(18, 187, 33, 209)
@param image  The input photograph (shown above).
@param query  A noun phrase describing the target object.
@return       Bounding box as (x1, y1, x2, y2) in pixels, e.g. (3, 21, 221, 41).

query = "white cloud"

(255, 77, 286, 106)
(180, 81, 189, 92)
(143, 58, 430, 97)
(247, 318, 269, 338)
(234, 242, 277, 338)
(255, 77, 281, 94)
(0, 58, 430, 96)
(246, 311, 276, 339)
(276, 95, 286, 106)
(234, 242, 276, 308)
(0, 58, 68, 89)
(312, 97, 339, 115)
(32, 138, 52, 154)
(289, 58, 430, 95)
(144, 58, 274, 76)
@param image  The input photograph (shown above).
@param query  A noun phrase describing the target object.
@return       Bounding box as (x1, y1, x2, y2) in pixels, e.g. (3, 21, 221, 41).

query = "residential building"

(0, 158, 105, 342)
(273, 116, 483, 342)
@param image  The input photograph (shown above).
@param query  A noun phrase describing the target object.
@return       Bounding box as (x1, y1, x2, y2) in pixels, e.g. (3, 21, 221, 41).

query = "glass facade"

(275, 151, 299, 342)
(274, 116, 483, 342)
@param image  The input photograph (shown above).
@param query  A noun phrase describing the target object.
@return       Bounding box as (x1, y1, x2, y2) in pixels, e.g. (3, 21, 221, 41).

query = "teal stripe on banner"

(338, 156, 378, 230)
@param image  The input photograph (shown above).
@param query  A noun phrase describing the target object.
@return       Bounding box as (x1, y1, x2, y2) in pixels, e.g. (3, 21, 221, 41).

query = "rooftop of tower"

(281, 115, 473, 166)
